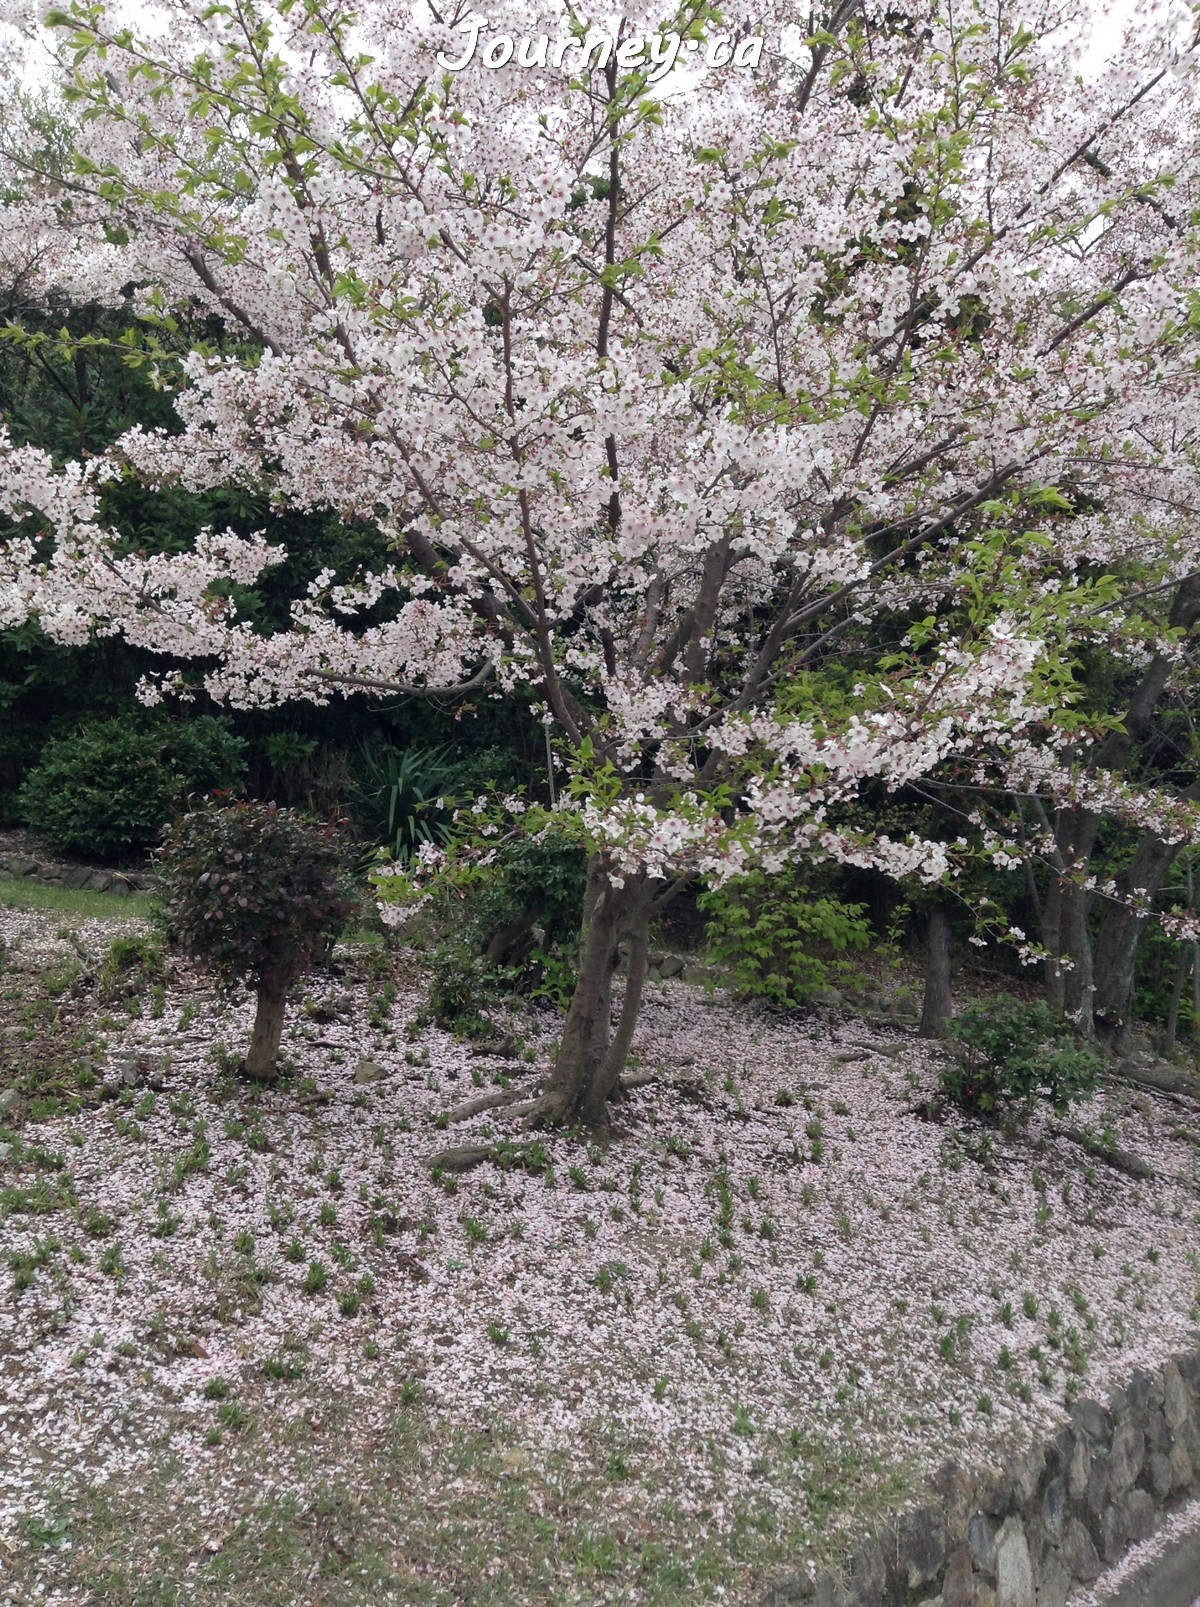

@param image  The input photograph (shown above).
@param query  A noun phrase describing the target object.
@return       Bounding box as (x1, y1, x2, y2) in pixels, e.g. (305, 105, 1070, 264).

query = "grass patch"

(0, 874, 151, 921)
(0, 1394, 910, 1606)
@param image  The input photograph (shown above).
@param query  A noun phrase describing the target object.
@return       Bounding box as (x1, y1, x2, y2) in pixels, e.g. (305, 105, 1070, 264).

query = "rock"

(63, 867, 93, 889)
(1024, 1522, 1046, 1577)
(354, 1058, 387, 1084)
(761, 1572, 814, 1606)
(1041, 1477, 1065, 1545)
(1067, 1435, 1090, 1502)
(1126, 1370, 1154, 1413)
(899, 1505, 946, 1588)
(84, 870, 113, 891)
(1163, 1360, 1191, 1431)
(1106, 1420, 1143, 1494)
(1, 855, 40, 876)
(1121, 1490, 1156, 1544)
(1148, 1451, 1173, 1499)
(659, 954, 685, 979)
(1085, 1450, 1108, 1521)
(0, 1141, 12, 1162)
(994, 1517, 1034, 1607)
(1060, 1519, 1100, 1583)
(1144, 1408, 1171, 1455)
(681, 965, 717, 987)
(1177, 1350, 1200, 1395)
(1100, 1501, 1126, 1564)
(813, 1572, 848, 1607)
(0, 1088, 19, 1115)
(1168, 1439, 1193, 1491)
(846, 1539, 886, 1607)
(968, 1513, 997, 1578)
(1070, 1399, 1111, 1443)
(1034, 1548, 1070, 1607)
(929, 1461, 977, 1544)
(1007, 1447, 1045, 1513)
(942, 1544, 975, 1607)
(977, 1470, 1013, 1517)
(108, 878, 131, 896)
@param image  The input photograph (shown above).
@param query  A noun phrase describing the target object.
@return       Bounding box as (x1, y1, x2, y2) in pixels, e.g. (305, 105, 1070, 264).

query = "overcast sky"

(0, 0, 1171, 96)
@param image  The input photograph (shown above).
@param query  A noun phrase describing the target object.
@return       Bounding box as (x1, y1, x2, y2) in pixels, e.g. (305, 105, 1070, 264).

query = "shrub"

(353, 742, 455, 863)
(420, 824, 588, 1033)
(943, 999, 1101, 1124)
(158, 801, 356, 1080)
(18, 714, 246, 860)
(698, 868, 872, 1007)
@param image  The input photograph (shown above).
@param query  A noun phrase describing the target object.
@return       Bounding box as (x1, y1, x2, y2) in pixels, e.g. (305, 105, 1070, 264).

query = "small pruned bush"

(159, 801, 356, 1080)
(943, 999, 1101, 1125)
(698, 868, 872, 1007)
(18, 714, 246, 860)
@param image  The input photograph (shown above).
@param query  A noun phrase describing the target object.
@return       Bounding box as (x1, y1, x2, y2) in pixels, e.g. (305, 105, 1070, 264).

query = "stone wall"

(0, 847, 155, 896)
(763, 1341, 1200, 1607)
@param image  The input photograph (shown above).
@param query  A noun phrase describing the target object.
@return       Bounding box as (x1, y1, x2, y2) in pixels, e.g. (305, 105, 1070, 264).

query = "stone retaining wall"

(763, 1341, 1200, 1607)
(0, 848, 156, 896)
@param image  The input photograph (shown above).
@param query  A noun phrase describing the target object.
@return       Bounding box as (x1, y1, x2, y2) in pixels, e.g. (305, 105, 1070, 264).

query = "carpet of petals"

(1, 903, 1198, 1604)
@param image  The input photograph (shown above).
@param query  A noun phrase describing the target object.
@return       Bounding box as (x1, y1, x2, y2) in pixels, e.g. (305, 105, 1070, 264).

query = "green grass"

(1, 1390, 915, 1607)
(0, 874, 151, 921)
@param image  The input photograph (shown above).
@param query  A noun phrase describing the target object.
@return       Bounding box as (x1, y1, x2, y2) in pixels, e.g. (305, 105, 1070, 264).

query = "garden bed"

(1, 899, 1198, 1605)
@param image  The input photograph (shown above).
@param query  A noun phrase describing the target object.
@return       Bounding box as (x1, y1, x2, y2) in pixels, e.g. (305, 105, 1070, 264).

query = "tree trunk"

(1092, 833, 1184, 1049)
(920, 906, 953, 1038)
(1040, 802, 1103, 1035)
(1163, 943, 1188, 1056)
(1036, 575, 1200, 1034)
(1059, 879, 1096, 1034)
(244, 971, 288, 1080)
(536, 857, 651, 1129)
(1042, 874, 1065, 1013)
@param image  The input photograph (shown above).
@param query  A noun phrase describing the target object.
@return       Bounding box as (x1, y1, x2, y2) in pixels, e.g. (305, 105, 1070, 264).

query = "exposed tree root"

(443, 1085, 535, 1124)
(425, 1138, 549, 1175)
(1056, 1124, 1156, 1180)
(1109, 1058, 1199, 1100)
(427, 1065, 719, 1173)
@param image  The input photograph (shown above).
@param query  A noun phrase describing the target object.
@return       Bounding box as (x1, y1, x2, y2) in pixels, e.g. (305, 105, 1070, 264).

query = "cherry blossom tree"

(1, 0, 1199, 1123)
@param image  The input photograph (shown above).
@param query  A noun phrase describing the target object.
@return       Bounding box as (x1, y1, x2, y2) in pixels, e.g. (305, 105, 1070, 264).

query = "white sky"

(4, 0, 1162, 90)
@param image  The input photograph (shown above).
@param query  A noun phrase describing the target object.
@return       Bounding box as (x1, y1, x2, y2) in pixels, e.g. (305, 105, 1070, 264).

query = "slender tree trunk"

(1059, 880, 1096, 1034)
(1164, 944, 1188, 1056)
(537, 857, 651, 1129)
(1041, 803, 1103, 1035)
(920, 905, 954, 1039)
(244, 971, 288, 1080)
(579, 915, 650, 1127)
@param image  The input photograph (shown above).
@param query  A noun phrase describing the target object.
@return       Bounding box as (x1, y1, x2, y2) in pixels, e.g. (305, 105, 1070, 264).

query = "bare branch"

(306, 657, 496, 699)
